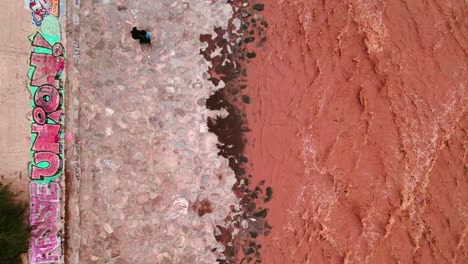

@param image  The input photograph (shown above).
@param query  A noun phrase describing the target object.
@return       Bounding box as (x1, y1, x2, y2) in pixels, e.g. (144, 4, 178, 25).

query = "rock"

(136, 193, 150, 204)
(149, 191, 158, 199)
(105, 108, 114, 116)
(133, 152, 145, 161)
(166, 86, 176, 93)
(173, 198, 189, 216)
(117, 5, 127, 11)
(197, 97, 206, 106)
(103, 223, 113, 234)
(253, 4, 264, 11)
(241, 219, 249, 228)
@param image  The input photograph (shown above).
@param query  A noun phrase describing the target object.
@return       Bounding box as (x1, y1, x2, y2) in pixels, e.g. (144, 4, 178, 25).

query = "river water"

(237, 0, 467, 263)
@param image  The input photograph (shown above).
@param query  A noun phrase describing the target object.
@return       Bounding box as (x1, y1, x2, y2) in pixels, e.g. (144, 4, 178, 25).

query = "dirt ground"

(0, 0, 36, 201)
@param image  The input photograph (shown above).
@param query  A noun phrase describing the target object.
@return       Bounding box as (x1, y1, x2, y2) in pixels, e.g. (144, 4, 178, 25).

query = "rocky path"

(66, 1, 238, 263)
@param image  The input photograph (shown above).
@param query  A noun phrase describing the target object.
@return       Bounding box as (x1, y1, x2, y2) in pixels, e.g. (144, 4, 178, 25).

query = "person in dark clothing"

(131, 27, 140, 39)
(131, 27, 151, 45)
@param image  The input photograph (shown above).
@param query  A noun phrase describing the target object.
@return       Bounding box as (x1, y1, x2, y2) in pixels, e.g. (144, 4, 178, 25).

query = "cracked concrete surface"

(67, 0, 238, 263)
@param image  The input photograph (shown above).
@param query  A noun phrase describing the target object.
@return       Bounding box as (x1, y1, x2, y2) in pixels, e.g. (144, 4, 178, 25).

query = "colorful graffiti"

(27, 13, 65, 264)
(29, 182, 62, 263)
(28, 0, 60, 26)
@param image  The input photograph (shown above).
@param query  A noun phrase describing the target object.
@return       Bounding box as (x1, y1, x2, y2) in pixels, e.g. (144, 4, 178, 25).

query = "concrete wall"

(0, 0, 36, 199)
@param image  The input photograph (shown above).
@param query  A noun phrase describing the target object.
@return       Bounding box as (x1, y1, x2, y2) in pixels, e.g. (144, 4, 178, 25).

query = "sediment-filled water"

(237, 1, 467, 263)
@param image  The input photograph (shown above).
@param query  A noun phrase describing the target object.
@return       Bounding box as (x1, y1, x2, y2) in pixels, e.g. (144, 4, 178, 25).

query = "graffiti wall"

(27, 1, 65, 263)
(26, 0, 61, 26)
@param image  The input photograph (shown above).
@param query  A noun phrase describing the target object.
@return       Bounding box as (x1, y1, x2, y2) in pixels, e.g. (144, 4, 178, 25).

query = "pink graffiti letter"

(32, 124, 60, 153)
(29, 182, 61, 264)
(34, 84, 61, 113)
(30, 53, 64, 87)
(30, 152, 62, 180)
(30, 182, 60, 202)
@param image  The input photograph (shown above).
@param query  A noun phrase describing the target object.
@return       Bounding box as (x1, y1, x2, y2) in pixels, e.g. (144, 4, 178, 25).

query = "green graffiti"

(40, 16, 61, 45)
(28, 13, 65, 185)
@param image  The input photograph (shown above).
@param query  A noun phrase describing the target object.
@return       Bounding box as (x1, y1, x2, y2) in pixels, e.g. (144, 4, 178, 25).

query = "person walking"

(131, 27, 151, 44)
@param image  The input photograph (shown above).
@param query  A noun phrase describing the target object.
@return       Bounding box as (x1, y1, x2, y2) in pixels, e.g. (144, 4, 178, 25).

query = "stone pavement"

(65, 0, 239, 263)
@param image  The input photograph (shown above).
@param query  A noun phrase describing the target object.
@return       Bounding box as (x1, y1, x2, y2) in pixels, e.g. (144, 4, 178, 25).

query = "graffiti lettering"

(29, 0, 52, 26)
(30, 54, 64, 87)
(34, 85, 61, 112)
(34, 85, 61, 113)
(28, 33, 64, 183)
(27, 14, 65, 263)
(29, 0, 60, 26)
(32, 32, 52, 49)
(48, 109, 63, 123)
(30, 152, 62, 180)
(32, 107, 47, 125)
(31, 124, 61, 153)
(29, 182, 61, 263)
(30, 182, 60, 201)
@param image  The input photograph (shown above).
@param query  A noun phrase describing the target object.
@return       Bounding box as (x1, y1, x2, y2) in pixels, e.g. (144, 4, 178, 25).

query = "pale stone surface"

(0, 0, 36, 200)
(69, 0, 237, 263)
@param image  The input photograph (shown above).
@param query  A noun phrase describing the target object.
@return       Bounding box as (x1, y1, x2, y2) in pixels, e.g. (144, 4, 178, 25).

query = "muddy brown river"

(236, 0, 467, 263)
